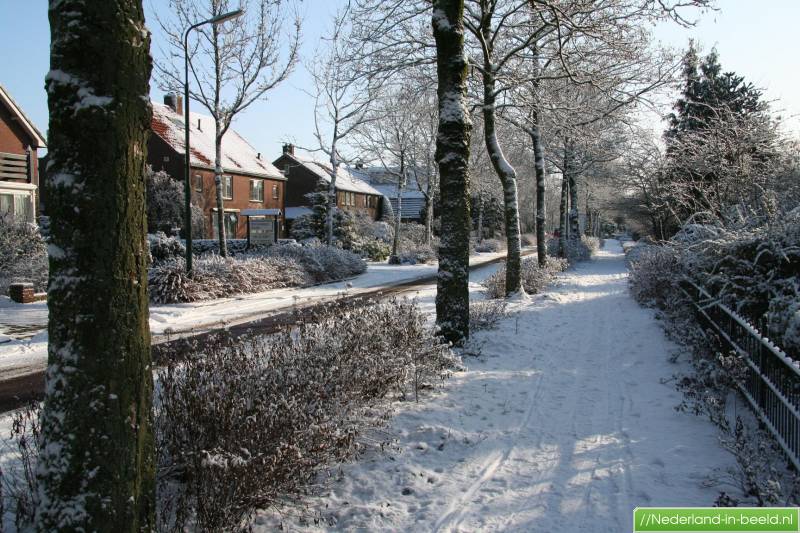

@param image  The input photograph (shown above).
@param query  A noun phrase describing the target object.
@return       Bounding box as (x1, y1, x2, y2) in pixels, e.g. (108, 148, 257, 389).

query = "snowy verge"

(0, 250, 524, 379)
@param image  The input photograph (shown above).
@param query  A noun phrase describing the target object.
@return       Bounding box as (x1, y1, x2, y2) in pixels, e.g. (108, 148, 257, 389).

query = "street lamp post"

(183, 8, 244, 273)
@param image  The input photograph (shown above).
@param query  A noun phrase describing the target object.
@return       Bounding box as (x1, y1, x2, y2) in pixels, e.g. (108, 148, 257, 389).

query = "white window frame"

(249, 179, 264, 202)
(222, 175, 233, 200)
(0, 183, 36, 223)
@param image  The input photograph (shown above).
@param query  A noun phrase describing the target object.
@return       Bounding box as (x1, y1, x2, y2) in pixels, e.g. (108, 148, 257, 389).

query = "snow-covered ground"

(0, 250, 512, 378)
(256, 240, 734, 532)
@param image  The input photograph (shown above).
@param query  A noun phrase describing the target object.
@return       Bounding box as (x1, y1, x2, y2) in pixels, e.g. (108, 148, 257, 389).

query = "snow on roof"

(151, 102, 283, 180)
(371, 184, 427, 200)
(285, 206, 313, 219)
(283, 153, 383, 196)
(0, 84, 46, 148)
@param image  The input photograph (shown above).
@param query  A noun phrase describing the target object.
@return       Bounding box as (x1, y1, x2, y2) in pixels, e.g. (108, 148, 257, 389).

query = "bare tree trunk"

(326, 133, 340, 246)
(214, 127, 228, 257)
(424, 189, 434, 245)
(566, 140, 580, 242)
(530, 117, 547, 266)
(212, 24, 227, 258)
(476, 194, 484, 243)
(483, 75, 523, 294)
(433, 0, 472, 345)
(38, 1, 155, 529)
(558, 173, 569, 258)
(390, 154, 404, 263)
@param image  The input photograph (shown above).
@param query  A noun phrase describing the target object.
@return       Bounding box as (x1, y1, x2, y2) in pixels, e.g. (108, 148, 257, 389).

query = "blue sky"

(0, 0, 797, 159)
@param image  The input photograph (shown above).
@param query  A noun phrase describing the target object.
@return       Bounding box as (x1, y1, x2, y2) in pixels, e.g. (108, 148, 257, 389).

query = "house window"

(222, 175, 233, 199)
(0, 193, 33, 222)
(194, 174, 203, 192)
(249, 179, 264, 202)
(212, 211, 239, 238)
(272, 184, 279, 199)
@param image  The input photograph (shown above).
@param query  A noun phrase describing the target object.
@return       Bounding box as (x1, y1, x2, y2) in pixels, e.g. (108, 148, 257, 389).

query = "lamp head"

(208, 8, 243, 25)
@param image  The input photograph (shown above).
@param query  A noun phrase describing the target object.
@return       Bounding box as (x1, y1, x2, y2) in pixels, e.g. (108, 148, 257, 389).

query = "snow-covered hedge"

(264, 243, 366, 284)
(627, 245, 683, 309)
(148, 255, 311, 304)
(395, 243, 437, 265)
(0, 214, 48, 295)
(482, 256, 568, 299)
(627, 222, 800, 507)
(4, 299, 459, 530)
(155, 298, 458, 529)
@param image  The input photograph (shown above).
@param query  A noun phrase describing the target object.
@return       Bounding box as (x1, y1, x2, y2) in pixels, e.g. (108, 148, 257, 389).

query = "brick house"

(273, 144, 384, 230)
(147, 94, 287, 240)
(0, 84, 46, 223)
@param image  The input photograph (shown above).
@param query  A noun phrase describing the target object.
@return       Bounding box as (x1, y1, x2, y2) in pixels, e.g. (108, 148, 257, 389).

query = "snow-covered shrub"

(0, 402, 40, 529)
(265, 244, 366, 283)
(627, 245, 683, 309)
(582, 236, 601, 255)
(346, 215, 393, 261)
(469, 300, 508, 331)
(715, 417, 800, 507)
(675, 216, 799, 349)
(148, 255, 311, 304)
(768, 289, 800, 354)
(672, 223, 721, 245)
(0, 214, 48, 294)
(482, 256, 566, 299)
(148, 232, 186, 264)
(356, 238, 392, 262)
(155, 298, 457, 530)
(396, 244, 437, 265)
(545, 235, 595, 265)
(146, 166, 184, 234)
(473, 238, 504, 253)
(399, 222, 428, 246)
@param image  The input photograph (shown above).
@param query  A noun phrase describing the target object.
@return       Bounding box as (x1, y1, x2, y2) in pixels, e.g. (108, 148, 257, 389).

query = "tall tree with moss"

(36, 1, 155, 530)
(433, 0, 472, 345)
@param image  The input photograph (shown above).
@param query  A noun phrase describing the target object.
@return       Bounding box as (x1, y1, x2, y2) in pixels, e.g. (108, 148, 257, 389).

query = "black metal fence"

(681, 279, 800, 470)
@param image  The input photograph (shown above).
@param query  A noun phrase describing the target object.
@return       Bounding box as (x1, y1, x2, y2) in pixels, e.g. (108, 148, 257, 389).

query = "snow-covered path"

(260, 240, 733, 531)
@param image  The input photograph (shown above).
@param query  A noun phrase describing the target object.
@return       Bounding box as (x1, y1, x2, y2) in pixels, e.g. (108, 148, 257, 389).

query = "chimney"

(282, 143, 294, 155)
(164, 92, 183, 114)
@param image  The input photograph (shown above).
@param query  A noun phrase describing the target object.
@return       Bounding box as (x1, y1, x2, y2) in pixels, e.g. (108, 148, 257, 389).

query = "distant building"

(147, 94, 287, 240)
(360, 165, 429, 222)
(273, 144, 384, 228)
(0, 84, 46, 223)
